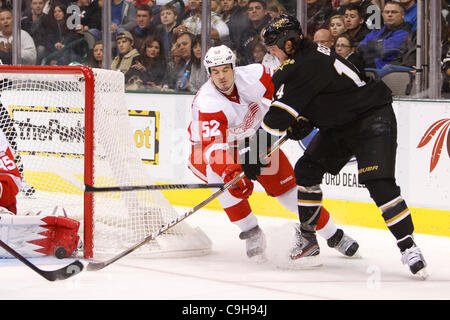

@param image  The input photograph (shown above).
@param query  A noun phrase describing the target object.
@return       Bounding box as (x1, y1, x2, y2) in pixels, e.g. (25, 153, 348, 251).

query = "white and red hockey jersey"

(0, 130, 21, 214)
(188, 63, 275, 163)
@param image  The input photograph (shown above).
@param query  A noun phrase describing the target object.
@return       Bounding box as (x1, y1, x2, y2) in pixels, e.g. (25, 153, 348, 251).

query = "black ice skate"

(327, 228, 360, 257)
(239, 225, 266, 263)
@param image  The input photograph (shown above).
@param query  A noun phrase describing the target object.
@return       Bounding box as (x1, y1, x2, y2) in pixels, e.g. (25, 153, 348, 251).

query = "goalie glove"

(286, 116, 314, 141)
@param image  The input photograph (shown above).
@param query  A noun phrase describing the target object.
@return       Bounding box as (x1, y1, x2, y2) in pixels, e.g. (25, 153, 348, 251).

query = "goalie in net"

(188, 45, 360, 265)
(0, 129, 80, 259)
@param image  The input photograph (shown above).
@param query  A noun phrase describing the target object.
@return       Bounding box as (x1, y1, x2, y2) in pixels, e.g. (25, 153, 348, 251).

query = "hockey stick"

(0, 240, 84, 281)
(84, 183, 225, 193)
(86, 134, 289, 271)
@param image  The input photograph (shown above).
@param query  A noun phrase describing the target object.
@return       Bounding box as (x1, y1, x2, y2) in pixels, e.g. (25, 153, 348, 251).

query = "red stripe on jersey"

(260, 65, 275, 100)
(224, 199, 252, 222)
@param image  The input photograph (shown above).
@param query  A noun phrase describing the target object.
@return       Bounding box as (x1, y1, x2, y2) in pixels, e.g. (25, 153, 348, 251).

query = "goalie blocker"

(0, 208, 80, 259)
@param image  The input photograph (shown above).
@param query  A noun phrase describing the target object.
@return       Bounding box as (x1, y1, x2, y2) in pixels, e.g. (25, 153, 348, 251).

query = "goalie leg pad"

(0, 211, 80, 258)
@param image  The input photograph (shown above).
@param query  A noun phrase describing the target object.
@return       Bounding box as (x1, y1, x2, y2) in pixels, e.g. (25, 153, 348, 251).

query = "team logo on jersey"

(277, 59, 294, 71)
(229, 102, 259, 135)
(417, 118, 450, 172)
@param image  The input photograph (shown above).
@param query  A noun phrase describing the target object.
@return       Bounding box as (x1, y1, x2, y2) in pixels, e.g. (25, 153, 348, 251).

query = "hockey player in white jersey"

(187, 45, 359, 265)
(0, 130, 80, 259)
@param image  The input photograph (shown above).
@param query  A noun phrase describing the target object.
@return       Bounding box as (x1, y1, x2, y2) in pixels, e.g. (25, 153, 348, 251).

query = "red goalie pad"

(29, 216, 80, 258)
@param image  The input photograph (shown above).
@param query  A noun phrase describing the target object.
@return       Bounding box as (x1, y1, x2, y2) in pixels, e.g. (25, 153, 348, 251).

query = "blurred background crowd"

(0, 0, 448, 98)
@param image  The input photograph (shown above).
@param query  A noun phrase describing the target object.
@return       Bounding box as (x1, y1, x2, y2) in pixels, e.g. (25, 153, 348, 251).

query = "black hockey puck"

(54, 247, 67, 259)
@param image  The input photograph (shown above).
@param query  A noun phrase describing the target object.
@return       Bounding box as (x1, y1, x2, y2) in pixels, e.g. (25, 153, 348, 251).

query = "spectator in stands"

(219, 0, 250, 51)
(394, 0, 416, 31)
(125, 35, 166, 90)
(313, 28, 334, 48)
(173, 0, 231, 47)
(250, 39, 267, 63)
(185, 35, 204, 92)
(156, 3, 179, 58)
(111, 31, 140, 74)
(212, 0, 222, 14)
(329, 14, 347, 42)
(266, 0, 286, 19)
(0, 8, 37, 65)
(47, 2, 86, 65)
(88, 0, 137, 41)
(238, 0, 271, 65)
(162, 31, 193, 91)
(441, 49, 450, 95)
(87, 40, 103, 68)
(358, 1, 414, 76)
(21, 0, 54, 64)
(131, 5, 156, 51)
(335, 33, 366, 72)
(343, 3, 370, 46)
(306, 0, 333, 38)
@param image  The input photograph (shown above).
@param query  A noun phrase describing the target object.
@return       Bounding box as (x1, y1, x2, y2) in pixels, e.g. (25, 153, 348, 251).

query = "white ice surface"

(0, 207, 449, 300)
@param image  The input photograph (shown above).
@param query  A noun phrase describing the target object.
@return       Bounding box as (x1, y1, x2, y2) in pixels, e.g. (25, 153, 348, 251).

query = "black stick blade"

(43, 260, 84, 281)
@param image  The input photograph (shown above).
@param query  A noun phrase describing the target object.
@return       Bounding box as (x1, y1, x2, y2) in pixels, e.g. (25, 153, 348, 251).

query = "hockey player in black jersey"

(240, 14, 427, 278)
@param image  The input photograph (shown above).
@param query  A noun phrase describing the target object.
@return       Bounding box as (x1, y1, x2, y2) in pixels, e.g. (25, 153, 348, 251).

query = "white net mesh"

(0, 66, 211, 259)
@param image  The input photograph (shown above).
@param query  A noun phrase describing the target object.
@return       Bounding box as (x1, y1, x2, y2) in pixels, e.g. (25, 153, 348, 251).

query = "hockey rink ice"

(0, 206, 449, 301)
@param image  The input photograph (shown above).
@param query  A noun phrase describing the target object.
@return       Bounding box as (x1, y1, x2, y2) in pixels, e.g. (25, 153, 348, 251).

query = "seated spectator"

(46, 2, 86, 65)
(358, 1, 413, 72)
(21, 0, 55, 64)
(335, 33, 366, 73)
(185, 35, 204, 92)
(343, 3, 370, 46)
(87, 0, 137, 42)
(125, 35, 166, 90)
(442, 49, 450, 95)
(111, 31, 141, 74)
(329, 14, 347, 42)
(87, 40, 103, 68)
(131, 5, 157, 51)
(394, 0, 417, 31)
(250, 39, 267, 63)
(155, 3, 179, 57)
(306, 0, 333, 38)
(313, 28, 334, 48)
(266, 0, 286, 19)
(219, 0, 250, 51)
(162, 31, 193, 91)
(174, 0, 231, 47)
(238, 0, 271, 65)
(0, 8, 37, 65)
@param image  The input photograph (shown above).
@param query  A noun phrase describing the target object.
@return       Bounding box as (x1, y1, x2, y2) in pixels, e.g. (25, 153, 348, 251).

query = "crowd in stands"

(0, 0, 449, 96)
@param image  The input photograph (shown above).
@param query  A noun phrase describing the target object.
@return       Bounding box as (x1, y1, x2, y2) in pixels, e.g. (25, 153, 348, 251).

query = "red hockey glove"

(222, 164, 254, 199)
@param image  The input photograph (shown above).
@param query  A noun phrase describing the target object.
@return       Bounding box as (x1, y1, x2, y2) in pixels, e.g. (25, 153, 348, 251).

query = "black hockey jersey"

(263, 41, 393, 132)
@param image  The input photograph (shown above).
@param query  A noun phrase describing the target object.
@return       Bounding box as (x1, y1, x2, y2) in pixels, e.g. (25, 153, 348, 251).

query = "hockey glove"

(222, 164, 254, 199)
(286, 116, 314, 141)
(239, 146, 268, 181)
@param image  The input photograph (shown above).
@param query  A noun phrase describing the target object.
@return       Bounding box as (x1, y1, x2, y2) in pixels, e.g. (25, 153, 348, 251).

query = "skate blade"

(415, 268, 428, 280)
(282, 255, 322, 270)
(249, 253, 267, 264)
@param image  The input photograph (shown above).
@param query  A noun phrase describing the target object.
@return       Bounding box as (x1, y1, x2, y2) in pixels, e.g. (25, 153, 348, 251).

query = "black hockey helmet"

(262, 14, 303, 50)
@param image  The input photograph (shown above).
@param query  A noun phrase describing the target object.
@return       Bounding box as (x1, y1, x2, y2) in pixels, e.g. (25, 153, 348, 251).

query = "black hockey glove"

(286, 116, 314, 141)
(238, 129, 274, 180)
(240, 148, 268, 181)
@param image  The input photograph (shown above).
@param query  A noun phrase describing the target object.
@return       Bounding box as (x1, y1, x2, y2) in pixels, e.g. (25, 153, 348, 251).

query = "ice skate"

(327, 228, 360, 257)
(239, 225, 267, 263)
(288, 224, 321, 268)
(401, 245, 428, 279)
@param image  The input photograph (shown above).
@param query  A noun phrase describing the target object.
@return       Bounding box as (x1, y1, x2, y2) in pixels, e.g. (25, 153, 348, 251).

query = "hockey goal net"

(0, 65, 211, 259)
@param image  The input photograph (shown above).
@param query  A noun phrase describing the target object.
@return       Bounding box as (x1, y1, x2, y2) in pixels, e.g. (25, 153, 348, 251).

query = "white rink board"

(125, 93, 450, 212)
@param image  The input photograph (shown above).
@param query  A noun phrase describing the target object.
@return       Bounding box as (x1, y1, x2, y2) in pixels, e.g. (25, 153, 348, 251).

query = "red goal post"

(0, 65, 211, 259)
